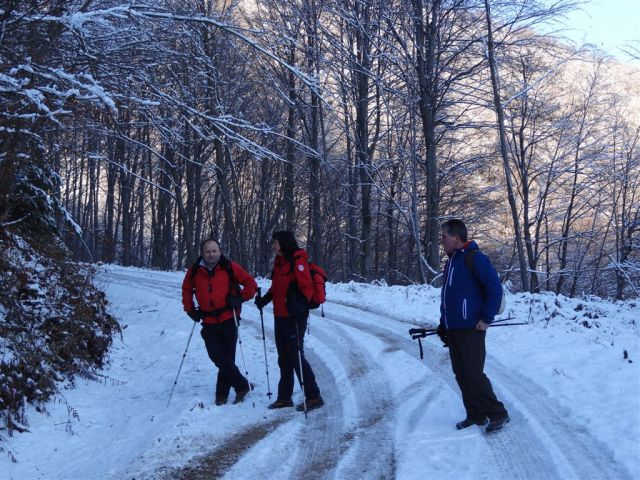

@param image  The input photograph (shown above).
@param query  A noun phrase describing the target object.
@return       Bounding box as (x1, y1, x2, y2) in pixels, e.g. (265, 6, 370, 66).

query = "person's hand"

(476, 320, 490, 331)
(255, 291, 272, 310)
(255, 296, 267, 309)
(227, 294, 244, 309)
(187, 309, 201, 322)
(437, 324, 449, 347)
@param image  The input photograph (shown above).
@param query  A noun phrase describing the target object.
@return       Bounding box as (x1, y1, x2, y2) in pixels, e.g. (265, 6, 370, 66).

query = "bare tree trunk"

(484, 0, 529, 291)
(120, 150, 139, 267)
(214, 136, 239, 260)
(413, 0, 440, 283)
(306, 21, 323, 264)
(341, 82, 359, 280)
(103, 133, 118, 263)
(387, 164, 399, 284)
(284, 47, 297, 232)
(354, 2, 373, 281)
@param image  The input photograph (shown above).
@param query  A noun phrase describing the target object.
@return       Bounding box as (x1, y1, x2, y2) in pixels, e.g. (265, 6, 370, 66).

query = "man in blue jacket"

(439, 219, 509, 433)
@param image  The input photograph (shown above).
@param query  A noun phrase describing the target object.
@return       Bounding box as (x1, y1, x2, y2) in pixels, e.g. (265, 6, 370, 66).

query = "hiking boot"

(215, 396, 228, 406)
(268, 398, 294, 409)
(233, 383, 254, 404)
(296, 396, 324, 412)
(456, 416, 488, 430)
(486, 415, 510, 433)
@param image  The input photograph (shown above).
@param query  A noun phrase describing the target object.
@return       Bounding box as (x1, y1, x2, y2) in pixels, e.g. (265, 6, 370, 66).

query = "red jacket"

(268, 249, 314, 317)
(182, 256, 257, 324)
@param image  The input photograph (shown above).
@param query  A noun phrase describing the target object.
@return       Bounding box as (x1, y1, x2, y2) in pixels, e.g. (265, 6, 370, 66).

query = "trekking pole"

(295, 321, 308, 419)
(256, 288, 273, 399)
(408, 328, 439, 360)
(490, 322, 528, 327)
(167, 320, 197, 408)
(233, 308, 255, 408)
(408, 327, 437, 337)
(491, 316, 517, 324)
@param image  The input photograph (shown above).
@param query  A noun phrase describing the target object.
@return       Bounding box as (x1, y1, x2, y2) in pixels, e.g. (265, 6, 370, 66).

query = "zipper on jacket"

(442, 251, 458, 329)
(463, 298, 467, 320)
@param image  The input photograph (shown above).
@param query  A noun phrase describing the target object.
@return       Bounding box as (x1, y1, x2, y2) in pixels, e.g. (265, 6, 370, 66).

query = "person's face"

(272, 239, 283, 256)
(440, 230, 463, 255)
(201, 240, 221, 266)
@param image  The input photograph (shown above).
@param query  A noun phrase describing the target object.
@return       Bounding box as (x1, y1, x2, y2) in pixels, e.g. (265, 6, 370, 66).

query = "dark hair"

(441, 219, 468, 242)
(200, 238, 220, 252)
(272, 230, 299, 258)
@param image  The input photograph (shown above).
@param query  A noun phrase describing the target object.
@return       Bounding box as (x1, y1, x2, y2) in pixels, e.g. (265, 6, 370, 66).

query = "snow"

(1, 264, 638, 479)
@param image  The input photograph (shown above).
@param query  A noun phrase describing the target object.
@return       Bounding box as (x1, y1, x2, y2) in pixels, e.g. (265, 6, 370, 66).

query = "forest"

(2, 0, 639, 299)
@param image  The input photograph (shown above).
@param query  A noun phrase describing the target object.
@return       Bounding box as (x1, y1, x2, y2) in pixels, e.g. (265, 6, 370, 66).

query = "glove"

(255, 291, 272, 310)
(437, 324, 449, 347)
(187, 309, 201, 322)
(227, 294, 244, 310)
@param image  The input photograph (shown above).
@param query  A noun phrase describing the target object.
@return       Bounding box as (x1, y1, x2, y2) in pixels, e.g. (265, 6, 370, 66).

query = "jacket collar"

(451, 240, 478, 256)
(197, 254, 229, 271)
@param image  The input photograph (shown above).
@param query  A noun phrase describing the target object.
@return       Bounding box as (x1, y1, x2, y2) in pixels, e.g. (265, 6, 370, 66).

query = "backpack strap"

(464, 250, 488, 300)
(289, 255, 299, 275)
(287, 254, 306, 297)
(464, 249, 477, 278)
(220, 256, 239, 297)
(287, 254, 318, 285)
(288, 254, 304, 280)
(463, 249, 505, 315)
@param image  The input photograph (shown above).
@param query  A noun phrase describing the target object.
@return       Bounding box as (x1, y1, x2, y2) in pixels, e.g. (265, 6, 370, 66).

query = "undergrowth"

(0, 230, 120, 460)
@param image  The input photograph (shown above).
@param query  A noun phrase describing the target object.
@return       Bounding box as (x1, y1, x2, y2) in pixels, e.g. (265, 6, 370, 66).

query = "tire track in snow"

(154, 416, 290, 480)
(322, 300, 634, 479)
(299, 320, 397, 479)
(320, 303, 558, 479)
(220, 321, 346, 480)
(97, 270, 181, 298)
(222, 309, 346, 480)
(284, 349, 345, 480)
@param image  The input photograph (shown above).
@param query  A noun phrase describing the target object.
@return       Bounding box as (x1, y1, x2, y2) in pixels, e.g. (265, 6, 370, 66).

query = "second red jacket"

(268, 249, 314, 317)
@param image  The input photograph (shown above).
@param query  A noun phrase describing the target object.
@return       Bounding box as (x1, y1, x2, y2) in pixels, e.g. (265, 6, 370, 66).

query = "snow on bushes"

(0, 231, 120, 449)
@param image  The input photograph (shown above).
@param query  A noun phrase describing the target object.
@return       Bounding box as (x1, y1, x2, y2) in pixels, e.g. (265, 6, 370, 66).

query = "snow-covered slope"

(2, 265, 638, 479)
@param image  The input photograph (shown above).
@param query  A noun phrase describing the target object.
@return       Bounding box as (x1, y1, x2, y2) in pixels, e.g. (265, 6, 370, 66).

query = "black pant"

(448, 329, 507, 421)
(200, 320, 249, 398)
(274, 313, 320, 401)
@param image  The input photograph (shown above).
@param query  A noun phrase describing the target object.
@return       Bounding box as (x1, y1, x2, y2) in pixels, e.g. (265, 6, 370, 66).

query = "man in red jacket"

(182, 239, 258, 406)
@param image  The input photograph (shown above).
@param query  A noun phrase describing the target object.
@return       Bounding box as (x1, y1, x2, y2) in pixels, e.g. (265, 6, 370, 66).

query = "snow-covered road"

(3, 265, 638, 479)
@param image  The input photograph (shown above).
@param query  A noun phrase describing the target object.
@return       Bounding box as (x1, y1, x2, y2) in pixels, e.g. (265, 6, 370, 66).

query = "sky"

(2, 265, 638, 479)
(560, 0, 640, 58)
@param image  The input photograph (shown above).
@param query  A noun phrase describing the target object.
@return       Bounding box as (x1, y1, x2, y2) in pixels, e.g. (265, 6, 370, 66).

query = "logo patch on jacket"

(298, 264, 304, 271)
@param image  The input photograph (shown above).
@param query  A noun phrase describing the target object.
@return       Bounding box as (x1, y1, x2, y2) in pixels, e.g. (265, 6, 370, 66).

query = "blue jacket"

(440, 241, 503, 330)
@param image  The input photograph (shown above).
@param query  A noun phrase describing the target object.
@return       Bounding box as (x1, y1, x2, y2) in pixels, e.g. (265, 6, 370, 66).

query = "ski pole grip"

(409, 327, 434, 337)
